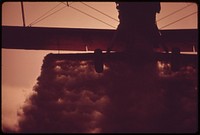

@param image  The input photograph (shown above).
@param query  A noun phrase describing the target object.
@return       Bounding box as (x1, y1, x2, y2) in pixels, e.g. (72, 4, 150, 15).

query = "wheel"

(94, 49, 104, 73)
(171, 47, 181, 71)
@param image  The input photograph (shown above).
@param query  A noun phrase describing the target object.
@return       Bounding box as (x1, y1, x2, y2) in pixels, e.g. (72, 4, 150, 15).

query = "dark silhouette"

(108, 2, 161, 58)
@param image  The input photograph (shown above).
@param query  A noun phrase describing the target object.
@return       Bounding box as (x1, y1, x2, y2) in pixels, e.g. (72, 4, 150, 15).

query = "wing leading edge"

(2, 26, 198, 52)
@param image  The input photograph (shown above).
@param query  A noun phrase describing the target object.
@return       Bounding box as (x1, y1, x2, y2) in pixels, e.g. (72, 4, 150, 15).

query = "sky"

(1, 1, 198, 133)
(2, 2, 198, 29)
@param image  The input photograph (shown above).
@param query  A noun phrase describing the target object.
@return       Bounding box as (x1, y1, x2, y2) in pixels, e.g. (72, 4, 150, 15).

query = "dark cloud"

(16, 54, 110, 133)
(15, 53, 197, 133)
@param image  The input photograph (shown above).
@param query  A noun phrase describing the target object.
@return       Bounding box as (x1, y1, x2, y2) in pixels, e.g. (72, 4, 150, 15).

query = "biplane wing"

(2, 26, 113, 51)
(2, 26, 198, 52)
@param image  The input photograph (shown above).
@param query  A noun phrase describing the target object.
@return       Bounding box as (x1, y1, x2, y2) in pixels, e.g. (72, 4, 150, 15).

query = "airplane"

(2, 26, 198, 73)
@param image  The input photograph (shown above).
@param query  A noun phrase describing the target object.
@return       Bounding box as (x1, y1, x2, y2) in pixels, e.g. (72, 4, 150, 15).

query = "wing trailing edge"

(2, 26, 198, 52)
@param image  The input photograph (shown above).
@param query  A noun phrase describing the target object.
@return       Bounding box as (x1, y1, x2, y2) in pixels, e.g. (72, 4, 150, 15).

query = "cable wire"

(29, 4, 67, 26)
(160, 11, 197, 29)
(80, 2, 119, 22)
(157, 3, 193, 22)
(62, 3, 116, 28)
(28, 2, 63, 26)
(28, 2, 74, 26)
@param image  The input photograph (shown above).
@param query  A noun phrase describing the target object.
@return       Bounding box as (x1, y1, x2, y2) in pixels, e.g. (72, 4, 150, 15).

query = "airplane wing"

(46, 52, 198, 73)
(2, 26, 113, 51)
(2, 26, 198, 52)
(160, 29, 198, 52)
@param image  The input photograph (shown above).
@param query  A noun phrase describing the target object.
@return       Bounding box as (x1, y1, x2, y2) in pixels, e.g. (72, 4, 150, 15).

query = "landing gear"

(94, 49, 104, 73)
(171, 47, 181, 71)
(93, 47, 182, 73)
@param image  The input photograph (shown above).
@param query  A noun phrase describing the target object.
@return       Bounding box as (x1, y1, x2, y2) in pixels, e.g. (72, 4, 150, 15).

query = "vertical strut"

(21, 2, 26, 27)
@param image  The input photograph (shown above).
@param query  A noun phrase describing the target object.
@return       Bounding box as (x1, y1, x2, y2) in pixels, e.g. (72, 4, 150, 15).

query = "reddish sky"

(1, 2, 198, 133)
(2, 2, 197, 29)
